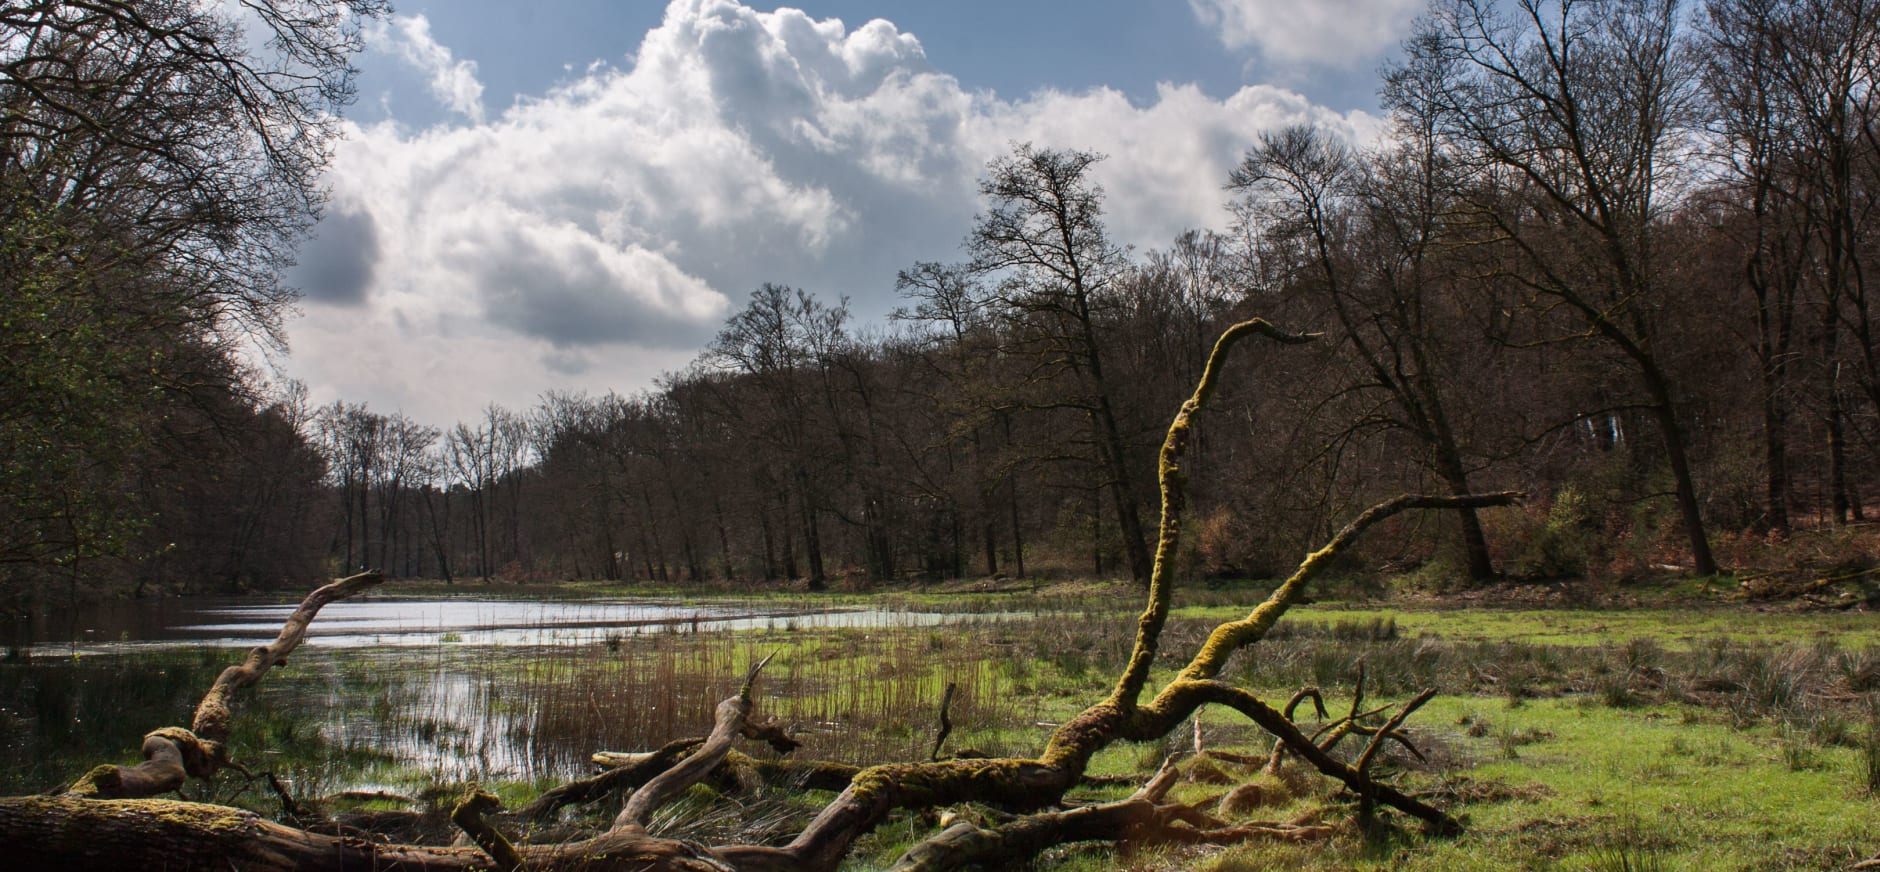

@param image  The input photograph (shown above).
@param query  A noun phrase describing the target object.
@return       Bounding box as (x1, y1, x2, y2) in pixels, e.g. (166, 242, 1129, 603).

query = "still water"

(0, 595, 978, 651)
(0, 596, 1031, 799)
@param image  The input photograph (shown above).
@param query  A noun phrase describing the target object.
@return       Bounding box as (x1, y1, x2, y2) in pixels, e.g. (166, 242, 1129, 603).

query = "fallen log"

(65, 570, 385, 800)
(1, 319, 1518, 871)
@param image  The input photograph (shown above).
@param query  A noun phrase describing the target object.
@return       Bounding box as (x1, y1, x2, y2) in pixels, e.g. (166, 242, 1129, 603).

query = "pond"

(0, 595, 990, 651)
(0, 595, 1043, 802)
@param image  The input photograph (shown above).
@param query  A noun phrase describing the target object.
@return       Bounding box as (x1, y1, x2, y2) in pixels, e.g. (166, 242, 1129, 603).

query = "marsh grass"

(1862, 704, 1880, 796)
(1581, 815, 1672, 872)
(6, 597, 1880, 869)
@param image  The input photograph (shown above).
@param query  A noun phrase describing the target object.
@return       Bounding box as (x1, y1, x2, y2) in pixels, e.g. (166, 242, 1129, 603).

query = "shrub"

(1509, 486, 1596, 578)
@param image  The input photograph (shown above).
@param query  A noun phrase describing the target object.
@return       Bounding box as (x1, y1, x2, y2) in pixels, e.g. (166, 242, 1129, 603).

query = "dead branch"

(522, 738, 703, 822)
(65, 570, 384, 799)
(3, 320, 1520, 870)
(885, 758, 1333, 872)
(613, 652, 775, 833)
(452, 786, 523, 872)
(930, 682, 958, 761)
(524, 744, 857, 824)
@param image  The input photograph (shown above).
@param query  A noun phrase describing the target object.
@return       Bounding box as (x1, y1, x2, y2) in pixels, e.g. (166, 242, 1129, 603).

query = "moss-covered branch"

(1110, 319, 1316, 710)
(66, 570, 385, 799)
(452, 787, 523, 871)
(1172, 492, 1521, 686)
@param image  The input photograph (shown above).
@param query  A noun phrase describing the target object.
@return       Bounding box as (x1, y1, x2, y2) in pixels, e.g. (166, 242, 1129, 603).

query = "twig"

(929, 683, 957, 762)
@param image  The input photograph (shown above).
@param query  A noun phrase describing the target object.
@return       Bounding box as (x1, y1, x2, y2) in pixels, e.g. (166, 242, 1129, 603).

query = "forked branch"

(66, 570, 385, 799)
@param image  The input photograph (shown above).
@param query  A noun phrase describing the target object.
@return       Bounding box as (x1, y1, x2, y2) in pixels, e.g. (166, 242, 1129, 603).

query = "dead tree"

(0, 319, 1520, 871)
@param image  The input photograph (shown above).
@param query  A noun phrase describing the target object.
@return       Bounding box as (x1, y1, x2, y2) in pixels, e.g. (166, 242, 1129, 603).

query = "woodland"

(2, 0, 1880, 868)
(3, 0, 1879, 602)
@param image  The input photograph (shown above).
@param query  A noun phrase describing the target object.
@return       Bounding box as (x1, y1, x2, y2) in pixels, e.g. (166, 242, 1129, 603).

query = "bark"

(66, 570, 384, 799)
(887, 760, 1333, 872)
(0, 796, 487, 872)
(2, 320, 1516, 871)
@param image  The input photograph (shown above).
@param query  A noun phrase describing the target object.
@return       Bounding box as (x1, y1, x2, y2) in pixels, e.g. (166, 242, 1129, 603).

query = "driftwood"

(64, 570, 385, 799)
(0, 319, 1521, 871)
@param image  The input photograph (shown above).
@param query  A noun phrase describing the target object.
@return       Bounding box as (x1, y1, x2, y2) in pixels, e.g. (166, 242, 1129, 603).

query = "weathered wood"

(453, 787, 524, 871)
(65, 570, 385, 800)
(615, 652, 772, 833)
(886, 760, 1332, 872)
(0, 795, 487, 871)
(3, 321, 1510, 871)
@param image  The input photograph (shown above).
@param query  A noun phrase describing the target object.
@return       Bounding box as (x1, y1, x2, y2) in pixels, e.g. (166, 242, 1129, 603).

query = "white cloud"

(1188, 0, 1425, 66)
(288, 0, 1382, 426)
(372, 14, 486, 121)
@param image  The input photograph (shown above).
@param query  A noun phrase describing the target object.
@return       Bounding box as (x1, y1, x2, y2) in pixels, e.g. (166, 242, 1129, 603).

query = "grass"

(1182, 601, 1880, 650)
(1382, 697, 1872, 871)
(3, 593, 1878, 869)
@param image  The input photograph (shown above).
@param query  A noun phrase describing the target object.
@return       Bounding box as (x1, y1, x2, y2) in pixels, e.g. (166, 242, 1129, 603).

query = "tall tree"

(1233, 124, 1502, 580)
(1395, 0, 1721, 574)
(709, 284, 851, 590)
(967, 145, 1154, 585)
(0, 0, 385, 596)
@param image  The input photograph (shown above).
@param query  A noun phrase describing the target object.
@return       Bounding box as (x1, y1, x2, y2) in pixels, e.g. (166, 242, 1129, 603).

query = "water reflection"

(0, 598, 1037, 801)
(2, 596, 991, 652)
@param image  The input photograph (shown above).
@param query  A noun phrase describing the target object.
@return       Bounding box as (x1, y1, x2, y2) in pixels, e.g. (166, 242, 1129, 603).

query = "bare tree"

(1394, 0, 1721, 574)
(968, 144, 1154, 585)
(1233, 124, 1503, 580)
(709, 284, 852, 589)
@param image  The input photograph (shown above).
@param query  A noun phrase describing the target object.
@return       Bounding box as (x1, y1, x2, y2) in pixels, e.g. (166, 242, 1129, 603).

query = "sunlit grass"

(3, 595, 1877, 869)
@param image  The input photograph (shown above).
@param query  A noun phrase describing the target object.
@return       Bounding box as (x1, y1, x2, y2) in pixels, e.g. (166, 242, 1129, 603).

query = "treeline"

(0, 0, 380, 606)
(4, 0, 1877, 603)
(301, 0, 1880, 590)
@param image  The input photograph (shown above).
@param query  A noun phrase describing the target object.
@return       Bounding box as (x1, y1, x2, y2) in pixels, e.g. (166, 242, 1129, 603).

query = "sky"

(278, 0, 1424, 428)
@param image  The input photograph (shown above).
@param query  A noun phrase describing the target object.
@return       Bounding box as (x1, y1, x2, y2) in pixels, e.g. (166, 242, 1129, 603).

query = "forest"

(5, 1, 1880, 608)
(2, 0, 1879, 870)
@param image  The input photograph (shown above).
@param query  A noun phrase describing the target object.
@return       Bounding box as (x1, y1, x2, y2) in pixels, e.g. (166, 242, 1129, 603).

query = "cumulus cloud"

(288, 205, 378, 305)
(290, 0, 1383, 426)
(1188, 0, 1425, 66)
(372, 14, 486, 121)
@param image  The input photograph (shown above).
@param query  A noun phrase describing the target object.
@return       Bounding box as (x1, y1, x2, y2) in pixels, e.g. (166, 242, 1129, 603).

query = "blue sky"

(279, 0, 1423, 426)
(356, 1, 1391, 121)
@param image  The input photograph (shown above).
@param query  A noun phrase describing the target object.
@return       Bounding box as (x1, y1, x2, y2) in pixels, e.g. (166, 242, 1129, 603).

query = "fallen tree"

(0, 319, 1520, 870)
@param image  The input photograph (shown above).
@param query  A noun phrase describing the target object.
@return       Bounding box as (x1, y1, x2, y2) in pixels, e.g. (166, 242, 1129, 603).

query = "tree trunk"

(1432, 446, 1495, 581)
(1647, 394, 1719, 576)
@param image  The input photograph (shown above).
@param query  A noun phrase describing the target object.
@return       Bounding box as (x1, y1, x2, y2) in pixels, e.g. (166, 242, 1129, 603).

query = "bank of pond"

(1, 594, 1874, 870)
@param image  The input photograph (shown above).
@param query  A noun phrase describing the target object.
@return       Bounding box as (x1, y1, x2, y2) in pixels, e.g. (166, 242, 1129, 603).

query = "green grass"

(1178, 602, 1880, 650)
(6, 591, 1879, 870)
(1388, 697, 1875, 871)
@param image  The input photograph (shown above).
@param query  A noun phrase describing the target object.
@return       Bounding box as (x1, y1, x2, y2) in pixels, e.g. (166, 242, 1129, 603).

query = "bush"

(1509, 486, 1596, 578)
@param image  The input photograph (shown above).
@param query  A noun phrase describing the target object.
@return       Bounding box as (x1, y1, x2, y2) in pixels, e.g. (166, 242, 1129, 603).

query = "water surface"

(0, 594, 1037, 797)
(3, 595, 986, 652)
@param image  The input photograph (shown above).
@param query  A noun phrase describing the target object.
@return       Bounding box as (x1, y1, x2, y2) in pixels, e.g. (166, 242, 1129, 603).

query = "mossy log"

(66, 570, 385, 800)
(0, 795, 485, 871)
(0, 320, 1521, 871)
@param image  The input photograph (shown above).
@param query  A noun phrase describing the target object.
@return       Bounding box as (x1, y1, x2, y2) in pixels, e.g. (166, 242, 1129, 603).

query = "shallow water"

(0, 595, 1037, 798)
(2, 596, 994, 652)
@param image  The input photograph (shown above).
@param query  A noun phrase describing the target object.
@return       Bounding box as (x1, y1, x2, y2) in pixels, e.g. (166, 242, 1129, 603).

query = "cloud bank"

(284, 0, 1384, 426)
